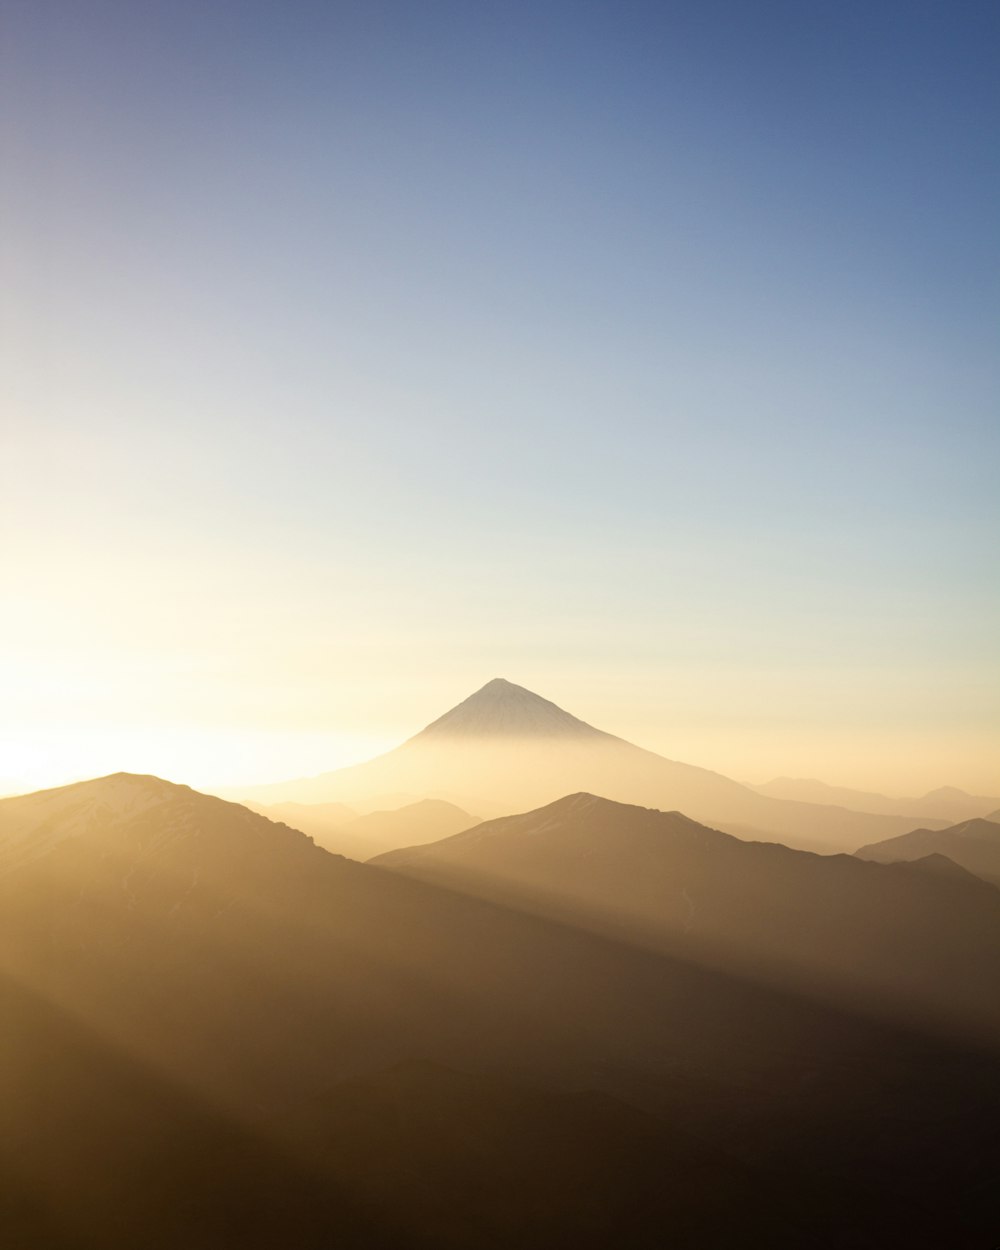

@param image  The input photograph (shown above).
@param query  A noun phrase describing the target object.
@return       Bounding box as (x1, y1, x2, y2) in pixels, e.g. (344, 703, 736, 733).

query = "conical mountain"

(236, 680, 950, 852)
(415, 677, 609, 739)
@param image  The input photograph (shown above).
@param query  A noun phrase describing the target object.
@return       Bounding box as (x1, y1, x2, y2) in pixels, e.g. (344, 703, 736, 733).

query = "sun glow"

(0, 725, 397, 800)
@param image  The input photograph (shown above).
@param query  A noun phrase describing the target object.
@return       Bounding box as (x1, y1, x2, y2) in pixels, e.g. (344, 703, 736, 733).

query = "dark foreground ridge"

(2, 775, 999, 1248)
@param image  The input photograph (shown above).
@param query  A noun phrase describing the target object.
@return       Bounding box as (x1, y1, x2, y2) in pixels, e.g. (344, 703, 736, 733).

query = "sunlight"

(0, 727, 398, 799)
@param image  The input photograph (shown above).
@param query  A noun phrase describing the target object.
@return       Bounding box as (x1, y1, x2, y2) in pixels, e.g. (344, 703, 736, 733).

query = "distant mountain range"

(235, 678, 954, 852)
(856, 817, 1000, 887)
(3, 772, 999, 1247)
(753, 777, 1000, 823)
(244, 797, 480, 858)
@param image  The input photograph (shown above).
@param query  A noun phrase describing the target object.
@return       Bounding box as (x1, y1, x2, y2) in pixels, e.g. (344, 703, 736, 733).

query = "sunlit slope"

(856, 817, 1000, 887)
(2, 773, 912, 1107)
(375, 793, 1000, 1044)
(239, 679, 949, 851)
(2, 774, 1000, 1247)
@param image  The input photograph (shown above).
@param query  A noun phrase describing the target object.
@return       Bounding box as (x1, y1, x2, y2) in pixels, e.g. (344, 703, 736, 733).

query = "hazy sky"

(3, 0, 998, 796)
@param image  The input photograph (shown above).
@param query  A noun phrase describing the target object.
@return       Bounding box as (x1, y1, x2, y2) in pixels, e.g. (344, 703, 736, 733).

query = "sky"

(2, 0, 998, 797)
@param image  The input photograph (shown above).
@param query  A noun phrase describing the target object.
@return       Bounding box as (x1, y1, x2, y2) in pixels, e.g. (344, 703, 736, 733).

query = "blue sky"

(2, 0, 998, 793)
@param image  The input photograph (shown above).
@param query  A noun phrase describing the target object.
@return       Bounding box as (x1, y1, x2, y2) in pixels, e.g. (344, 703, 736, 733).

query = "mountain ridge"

(855, 817, 1000, 887)
(374, 792, 1000, 1044)
(4, 772, 1000, 1248)
(414, 677, 610, 740)
(754, 777, 1000, 823)
(232, 680, 952, 852)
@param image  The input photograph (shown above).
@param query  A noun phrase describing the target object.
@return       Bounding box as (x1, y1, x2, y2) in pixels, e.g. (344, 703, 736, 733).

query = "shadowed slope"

(375, 793, 1000, 1044)
(266, 1059, 801, 1250)
(856, 817, 1000, 887)
(3, 774, 1000, 1248)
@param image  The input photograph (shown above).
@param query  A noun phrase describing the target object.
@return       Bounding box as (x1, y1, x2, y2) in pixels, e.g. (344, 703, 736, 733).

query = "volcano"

(236, 679, 949, 852)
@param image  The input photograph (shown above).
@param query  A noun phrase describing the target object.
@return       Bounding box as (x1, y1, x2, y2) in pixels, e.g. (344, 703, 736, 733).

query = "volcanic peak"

(412, 678, 610, 741)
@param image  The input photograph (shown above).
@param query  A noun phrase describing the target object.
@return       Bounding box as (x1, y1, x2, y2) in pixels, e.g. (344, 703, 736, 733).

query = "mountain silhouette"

(856, 817, 1000, 887)
(416, 676, 606, 739)
(754, 777, 1000, 822)
(4, 773, 1000, 1248)
(375, 793, 1000, 1043)
(237, 678, 950, 852)
(899, 852, 990, 884)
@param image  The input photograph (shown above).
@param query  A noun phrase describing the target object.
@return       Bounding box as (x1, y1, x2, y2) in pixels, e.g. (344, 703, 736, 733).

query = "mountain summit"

(234, 679, 953, 852)
(414, 678, 609, 740)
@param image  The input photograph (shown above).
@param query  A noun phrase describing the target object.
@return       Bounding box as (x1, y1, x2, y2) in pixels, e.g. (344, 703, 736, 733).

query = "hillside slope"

(3, 774, 999, 1248)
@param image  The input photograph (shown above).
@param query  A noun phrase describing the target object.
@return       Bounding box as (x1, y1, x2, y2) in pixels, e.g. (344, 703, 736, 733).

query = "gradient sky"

(2, 0, 998, 796)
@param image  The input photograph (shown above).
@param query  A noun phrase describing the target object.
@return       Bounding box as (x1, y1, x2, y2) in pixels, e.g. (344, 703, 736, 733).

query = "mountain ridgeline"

(753, 777, 1000, 823)
(2, 770, 1000, 1247)
(855, 816, 1000, 887)
(244, 798, 481, 859)
(235, 678, 964, 853)
(374, 793, 1000, 1044)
